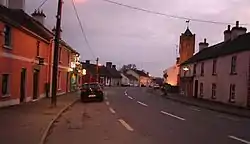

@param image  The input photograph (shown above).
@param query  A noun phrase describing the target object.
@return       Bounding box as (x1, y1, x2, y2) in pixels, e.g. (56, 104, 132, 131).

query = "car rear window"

(82, 84, 100, 89)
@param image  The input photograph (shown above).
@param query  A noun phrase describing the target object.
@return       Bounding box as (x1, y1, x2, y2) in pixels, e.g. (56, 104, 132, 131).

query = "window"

(57, 71, 61, 90)
(2, 74, 10, 96)
(200, 83, 203, 97)
(59, 47, 62, 63)
(36, 41, 40, 56)
(193, 64, 197, 76)
(201, 62, 204, 76)
(212, 59, 217, 75)
(229, 84, 236, 103)
(4, 25, 11, 47)
(231, 56, 237, 74)
(211, 83, 216, 99)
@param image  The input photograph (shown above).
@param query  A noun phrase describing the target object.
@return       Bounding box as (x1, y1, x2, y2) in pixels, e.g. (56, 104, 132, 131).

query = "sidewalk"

(0, 92, 79, 144)
(148, 89, 250, 118)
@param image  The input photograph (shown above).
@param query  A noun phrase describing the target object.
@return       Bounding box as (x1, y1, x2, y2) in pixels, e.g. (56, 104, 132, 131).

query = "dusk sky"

(26, 0, 250, 77)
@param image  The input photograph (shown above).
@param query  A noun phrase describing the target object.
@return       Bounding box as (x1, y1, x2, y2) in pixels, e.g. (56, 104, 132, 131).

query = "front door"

(194, 80, 198, 98)
(33, 69, 39, 100)
(20, 68, 26, 102)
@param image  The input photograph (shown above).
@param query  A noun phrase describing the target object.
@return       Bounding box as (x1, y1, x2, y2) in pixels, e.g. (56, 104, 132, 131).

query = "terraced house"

(180, 21, 250, 108)
(0, 1, 82, 107)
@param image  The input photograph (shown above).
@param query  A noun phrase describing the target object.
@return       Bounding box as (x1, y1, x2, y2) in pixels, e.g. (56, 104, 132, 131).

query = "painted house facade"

(180, 21, 250, 107)
(0, 1, 82, 107)
(126, 69, 151, 87)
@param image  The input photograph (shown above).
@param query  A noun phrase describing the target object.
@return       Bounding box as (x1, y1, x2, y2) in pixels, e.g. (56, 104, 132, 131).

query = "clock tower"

(179, 25, 195, 64)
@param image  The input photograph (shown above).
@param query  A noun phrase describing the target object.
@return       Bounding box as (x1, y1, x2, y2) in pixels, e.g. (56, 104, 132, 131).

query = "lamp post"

(51, 0, 63, 106)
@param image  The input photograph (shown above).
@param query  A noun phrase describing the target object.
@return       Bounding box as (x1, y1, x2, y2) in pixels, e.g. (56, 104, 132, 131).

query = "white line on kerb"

(189, 107, 201, 112)
(228, 136, 250, 144)
(106, 101, 110, 106)
(160, 111, 186, 121)
(109, 107, 116, 114)
(118, 119, 134, 132)
(128, 96, 134, 100)
(137, 101, 148, 107)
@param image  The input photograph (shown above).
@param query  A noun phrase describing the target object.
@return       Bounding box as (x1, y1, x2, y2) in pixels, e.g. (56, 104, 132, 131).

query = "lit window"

(200, 83, 203, 97)
(4, 25, 11, 47)
(2, 74, 10, 96)
(229, 84, 236, 103)
(212, 59, 217, 75)
(201, 62, 204, 76)
(211, 83, 216, 99)
(231, 56, 237, 74)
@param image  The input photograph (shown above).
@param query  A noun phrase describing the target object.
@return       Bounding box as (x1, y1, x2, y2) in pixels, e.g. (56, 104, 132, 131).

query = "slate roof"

(0, 5, 78, 53)
(134, 70, 149, 77)
(124, 73, 138, 81)
(107, 67, 122, 78)
(82, 62, 113, 77)
(181, 32, 250, 65)
(183, 28, 193, 36)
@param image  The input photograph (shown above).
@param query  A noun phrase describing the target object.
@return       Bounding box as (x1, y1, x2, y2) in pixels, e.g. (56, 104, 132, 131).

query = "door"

(33, 69, 39, 100)
(194, 80, 198, 98)
(20, 68, 26, 102)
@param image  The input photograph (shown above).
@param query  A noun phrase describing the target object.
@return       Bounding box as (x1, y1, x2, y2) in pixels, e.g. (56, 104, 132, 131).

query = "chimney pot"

(204, 38, 206, 43)
(86, 60, 90, 64)
(228, 25, 231, 30)
(236, 21, 239, 27)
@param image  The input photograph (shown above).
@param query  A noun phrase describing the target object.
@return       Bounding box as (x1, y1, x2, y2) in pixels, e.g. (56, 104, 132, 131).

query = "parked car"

(153, 84, 160, 89)
(80, 83, 104, 102)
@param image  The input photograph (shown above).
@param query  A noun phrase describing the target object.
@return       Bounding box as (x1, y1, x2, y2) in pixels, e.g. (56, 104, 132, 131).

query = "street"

(46, 87, 250, 144)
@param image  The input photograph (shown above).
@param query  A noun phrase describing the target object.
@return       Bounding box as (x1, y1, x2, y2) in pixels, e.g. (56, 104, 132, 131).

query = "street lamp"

(183, 67, 189, 71)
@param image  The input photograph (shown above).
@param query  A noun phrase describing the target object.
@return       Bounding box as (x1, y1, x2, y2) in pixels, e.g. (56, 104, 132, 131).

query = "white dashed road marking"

(106, 101, 110, 106)
(160, 111, 186, 121)
(189, 107, 201, 112)
(109, 107, 116, 114)
(137, 101, 148, 107)
(118, 119, 134, 132)
(218, 115, 239, 121)
(104, 96, 108, 100)
(228, 136, 250, 144)
(128, 96, 134, 100)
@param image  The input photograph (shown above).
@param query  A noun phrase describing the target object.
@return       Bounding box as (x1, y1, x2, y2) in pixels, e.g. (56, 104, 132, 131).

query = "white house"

(126, 69, 151, 87)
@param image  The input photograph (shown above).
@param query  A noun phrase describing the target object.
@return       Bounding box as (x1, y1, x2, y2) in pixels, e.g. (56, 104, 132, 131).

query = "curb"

(39, 99, 79, 144)
(148, 90, 250, 119)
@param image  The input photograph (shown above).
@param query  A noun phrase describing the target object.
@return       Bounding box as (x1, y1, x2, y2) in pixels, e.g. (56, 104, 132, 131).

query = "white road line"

(118, 119, 134, 132)
(105, 101, 110, 106)
(218, 115, 239, 121)
(137, 101, 148, 107)
(124, 93, 128, 96)
(160, 111, 186, 121)
(104, 96, 108, 100)
(189, 107, 201, 112)
(228, 136, 250, 144)
(109, 107, 116, 114)
(128, 96, 134, 100)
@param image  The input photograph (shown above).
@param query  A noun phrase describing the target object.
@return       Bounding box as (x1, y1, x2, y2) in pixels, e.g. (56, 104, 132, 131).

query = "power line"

(101, 0, 249, 26)
(37, 0, 49, 10)
(71, 0, 96, 59)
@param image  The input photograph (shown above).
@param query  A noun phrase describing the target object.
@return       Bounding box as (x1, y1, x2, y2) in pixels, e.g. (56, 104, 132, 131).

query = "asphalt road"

(46, 87, 250, 144)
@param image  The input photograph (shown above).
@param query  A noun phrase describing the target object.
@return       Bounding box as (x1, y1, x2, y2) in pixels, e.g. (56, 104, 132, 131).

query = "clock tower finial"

(186, 20, 190, 29)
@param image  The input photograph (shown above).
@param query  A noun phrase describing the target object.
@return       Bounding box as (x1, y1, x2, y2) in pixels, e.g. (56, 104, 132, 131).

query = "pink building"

(180, 21, 250, 108)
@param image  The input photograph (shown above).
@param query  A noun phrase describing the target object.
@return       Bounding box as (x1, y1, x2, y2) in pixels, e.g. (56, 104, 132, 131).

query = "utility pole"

(51, 0, 63, 107)
(96, 57, 99, 83)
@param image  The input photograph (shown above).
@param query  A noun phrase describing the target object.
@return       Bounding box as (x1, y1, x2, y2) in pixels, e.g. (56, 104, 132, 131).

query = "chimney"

(176, 57, 180, 65)
(231, 21, 247, 40)
(112, 65, 116, 69)
(31, 9, 46, 25)
(199, 38, 209, 51)
(8, 0, 25, 10)
(106, 62, 112, 68)
(224, 25, 231, 41)
(86, 60, 90, 64)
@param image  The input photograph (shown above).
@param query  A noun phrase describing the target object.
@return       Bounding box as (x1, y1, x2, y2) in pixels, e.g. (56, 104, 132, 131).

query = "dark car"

(80, 83, 104, 102)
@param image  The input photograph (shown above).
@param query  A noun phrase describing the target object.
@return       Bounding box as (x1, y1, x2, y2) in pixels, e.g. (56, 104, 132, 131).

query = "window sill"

(1, 94, 11, 98)
(3, 45, 12, 50)
(230, 72, 237, 75)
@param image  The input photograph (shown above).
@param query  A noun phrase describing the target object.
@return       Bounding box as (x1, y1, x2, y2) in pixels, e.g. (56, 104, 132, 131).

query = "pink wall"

(188, 51, 249, 107)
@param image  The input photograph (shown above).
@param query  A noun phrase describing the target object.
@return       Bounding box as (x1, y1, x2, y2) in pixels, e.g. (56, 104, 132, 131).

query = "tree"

(120, 64, 137, 72)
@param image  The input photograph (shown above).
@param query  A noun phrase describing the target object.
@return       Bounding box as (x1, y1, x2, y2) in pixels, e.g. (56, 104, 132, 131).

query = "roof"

(181, 32, 250, 65)
(123, 73, 138, 81)
(183, 28, 193, 36)
(134, 70, 149, 77)
(82, 62, 113, 77)
(107, 67, 122, 78)
(0, 5, 78, 53)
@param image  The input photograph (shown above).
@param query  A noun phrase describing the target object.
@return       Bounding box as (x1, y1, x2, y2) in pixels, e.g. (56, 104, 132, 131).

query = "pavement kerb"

(147, 90, 250, 119)
(39, 99, 79, 144)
